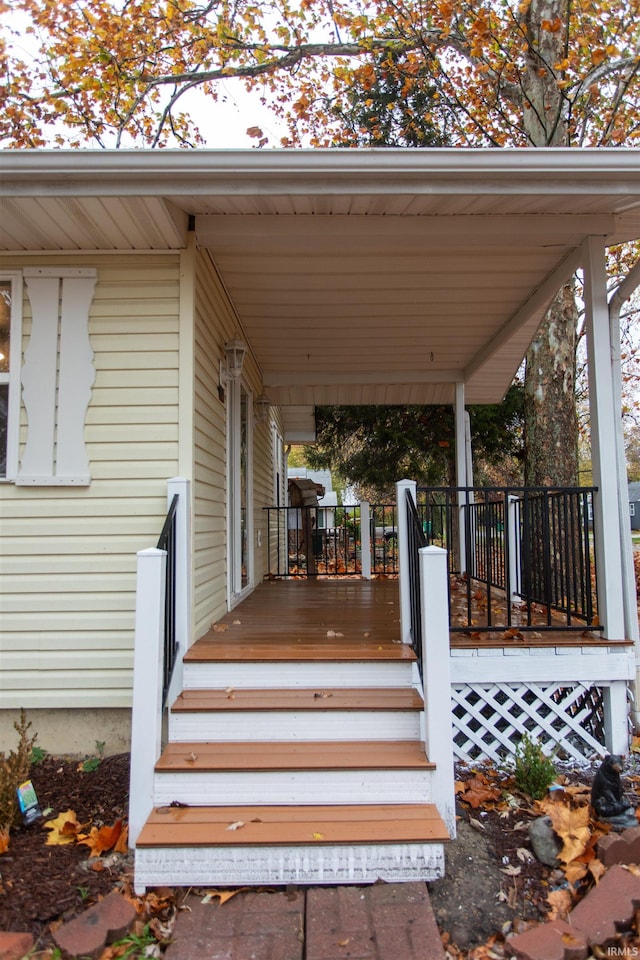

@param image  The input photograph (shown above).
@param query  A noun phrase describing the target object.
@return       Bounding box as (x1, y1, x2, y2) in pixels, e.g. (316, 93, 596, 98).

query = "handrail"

(405, 489, 427, 677)
(157, 493, 179, 706)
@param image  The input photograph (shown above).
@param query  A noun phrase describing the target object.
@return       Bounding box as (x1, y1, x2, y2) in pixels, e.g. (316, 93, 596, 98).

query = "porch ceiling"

(1, 148, 639, 405)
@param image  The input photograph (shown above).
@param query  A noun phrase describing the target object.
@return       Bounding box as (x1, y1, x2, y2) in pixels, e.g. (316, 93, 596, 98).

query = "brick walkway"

(164, 883, 446, 960)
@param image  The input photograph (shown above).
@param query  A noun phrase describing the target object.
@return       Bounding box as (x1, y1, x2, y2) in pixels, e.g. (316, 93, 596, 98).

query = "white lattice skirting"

(452, 681, 616, 763)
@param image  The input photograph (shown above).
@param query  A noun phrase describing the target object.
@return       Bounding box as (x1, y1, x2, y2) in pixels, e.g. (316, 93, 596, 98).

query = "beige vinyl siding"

(0, 254, 180, 708)
(192, 248, 275, 639)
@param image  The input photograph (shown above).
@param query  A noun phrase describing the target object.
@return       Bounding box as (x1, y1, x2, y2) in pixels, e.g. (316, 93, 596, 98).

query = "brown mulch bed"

(0, 753, 131, 949)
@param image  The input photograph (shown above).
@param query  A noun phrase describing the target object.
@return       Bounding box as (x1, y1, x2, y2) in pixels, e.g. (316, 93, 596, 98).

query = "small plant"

(109, 923, 161, 959)
(30, 746, 48, 766)
(513, 731, 557, 800)
(0, 709, 38, 830)
(79, 740, 106, 773)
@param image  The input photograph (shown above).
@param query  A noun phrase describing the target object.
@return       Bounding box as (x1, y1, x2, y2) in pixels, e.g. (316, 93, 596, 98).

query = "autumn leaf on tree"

(78, 818, 128, 857)
(44, 809, 87, 845)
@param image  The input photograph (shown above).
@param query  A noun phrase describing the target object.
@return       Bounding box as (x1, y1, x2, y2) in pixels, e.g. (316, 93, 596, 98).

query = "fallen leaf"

(212, 623, 229, 632)
(500, 864, 521, 876)
(226, 820, 245, 831)
(313, 691, 333, 699)
(338, 938, 351, 946)
(0, 828, 9, 854)
(78, 818, 127, 857)
(516, 847, 534, 862)
(546, 888, 572, 920)
(186, 752, 198, 764)
(201, 889, 244, 904)
(44, 809, 85, 845)
(312, 832, 324, 840)
(233, 619, 241, 625)
(537, 797, 591, 863)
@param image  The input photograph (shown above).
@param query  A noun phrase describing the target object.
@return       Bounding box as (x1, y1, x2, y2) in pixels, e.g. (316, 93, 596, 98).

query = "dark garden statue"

(590, 755, 638, 830)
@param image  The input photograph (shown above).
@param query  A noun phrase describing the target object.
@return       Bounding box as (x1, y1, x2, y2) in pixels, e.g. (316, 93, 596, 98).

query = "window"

(0, 273, 23, 480)
(631, 503, 636, 517)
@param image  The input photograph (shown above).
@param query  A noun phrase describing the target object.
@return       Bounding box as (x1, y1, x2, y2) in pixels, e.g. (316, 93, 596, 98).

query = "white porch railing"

(129, 478, 191, 847)
(395, 479, 634, 766)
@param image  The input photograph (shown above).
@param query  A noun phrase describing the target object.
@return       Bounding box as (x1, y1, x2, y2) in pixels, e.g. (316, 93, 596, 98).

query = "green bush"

(513, 732, 556, 800)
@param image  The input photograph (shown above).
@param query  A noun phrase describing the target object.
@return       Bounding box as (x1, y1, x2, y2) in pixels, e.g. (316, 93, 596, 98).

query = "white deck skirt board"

(449, 649, 635, 684)
(169, 710, 421, 742)
(182, 660, 415, 689)
(152, 770, 433, 806)
(134, 841, 445, 887)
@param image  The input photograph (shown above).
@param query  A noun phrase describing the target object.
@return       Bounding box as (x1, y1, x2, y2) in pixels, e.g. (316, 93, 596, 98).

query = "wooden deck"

(187, 577, 628, 658)
(189, 578, 412, 660)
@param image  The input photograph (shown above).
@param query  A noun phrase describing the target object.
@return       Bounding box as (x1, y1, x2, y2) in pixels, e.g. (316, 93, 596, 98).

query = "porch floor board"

(191, 579, 407, 657)
(156, 740, 435, 771)
(171, 688, 424, 711)
(137, 803, 448, 847)
(187, 578, 627, 656)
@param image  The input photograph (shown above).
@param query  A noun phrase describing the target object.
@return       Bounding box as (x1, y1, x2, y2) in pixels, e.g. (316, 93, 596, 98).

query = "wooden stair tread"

(156, 740, 435, 771)
(184, 638, 416, 663)
(137, 803, 449, 847)
(171, 688, 423, 712)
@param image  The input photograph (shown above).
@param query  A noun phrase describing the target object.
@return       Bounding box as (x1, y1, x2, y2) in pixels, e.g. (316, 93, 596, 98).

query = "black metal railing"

(418, 486, 599, 633)
(158, 493, 179, 705)
(264, 504, 399, 577)
(405, 489, 427, 676)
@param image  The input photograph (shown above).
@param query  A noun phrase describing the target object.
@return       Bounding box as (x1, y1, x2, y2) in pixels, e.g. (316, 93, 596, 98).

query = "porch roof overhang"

(1, 147, 639, 406)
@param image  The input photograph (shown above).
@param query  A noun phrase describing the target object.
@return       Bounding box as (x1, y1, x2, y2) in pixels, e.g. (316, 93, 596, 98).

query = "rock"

(528, 816, 562, 867)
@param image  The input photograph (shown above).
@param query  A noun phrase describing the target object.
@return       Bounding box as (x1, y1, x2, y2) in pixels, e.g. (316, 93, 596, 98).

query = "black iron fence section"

(418, 486, 598, 633)
(264, 503, 399, 577)
(157, 493, 179, 706)
(405, 489, 427, 676)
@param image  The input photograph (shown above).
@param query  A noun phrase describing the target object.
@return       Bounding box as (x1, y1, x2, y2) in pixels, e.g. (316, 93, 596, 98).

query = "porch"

(189, 577, 633, 765)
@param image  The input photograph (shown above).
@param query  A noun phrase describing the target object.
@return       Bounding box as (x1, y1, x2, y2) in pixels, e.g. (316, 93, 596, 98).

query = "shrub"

(513, 731, 556, 800)
(0, 710, 38, 830)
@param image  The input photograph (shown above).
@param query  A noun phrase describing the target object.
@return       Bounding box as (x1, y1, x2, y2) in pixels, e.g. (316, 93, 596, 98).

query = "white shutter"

(17, 267, 97, 485)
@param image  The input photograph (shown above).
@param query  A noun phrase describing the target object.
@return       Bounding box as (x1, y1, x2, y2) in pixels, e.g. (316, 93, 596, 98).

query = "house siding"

(0, 254, 181, 710)
(192, 248, 273, 639)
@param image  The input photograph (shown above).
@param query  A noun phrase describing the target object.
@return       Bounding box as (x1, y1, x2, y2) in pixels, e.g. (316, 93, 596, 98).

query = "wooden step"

(137, 803, 449, 847)
(156, 740, 434, 772)
(169, 688, 424, 742)
(184, 638, 416, 662)
(171, 688, 423, 712)
(133, 803, 448, 888)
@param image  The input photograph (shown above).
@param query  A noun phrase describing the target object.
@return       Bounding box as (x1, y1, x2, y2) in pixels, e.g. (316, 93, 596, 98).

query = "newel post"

(420, 545, 456, 839)
(396, 479, 417, 646)
(128, 547, 166, 849)
(360, 501, 371, 580)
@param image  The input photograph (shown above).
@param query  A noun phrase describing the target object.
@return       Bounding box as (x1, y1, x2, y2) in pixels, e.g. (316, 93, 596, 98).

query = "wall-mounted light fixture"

(220, 336, 247, 386)
(254, 392, 271, 424)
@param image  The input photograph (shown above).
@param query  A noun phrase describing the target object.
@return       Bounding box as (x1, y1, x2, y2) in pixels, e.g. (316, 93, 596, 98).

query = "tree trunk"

(524, 281, 579, 485)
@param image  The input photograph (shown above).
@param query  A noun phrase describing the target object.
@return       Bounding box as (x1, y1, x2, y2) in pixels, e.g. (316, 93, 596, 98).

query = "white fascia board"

(2, 148, 640, 198)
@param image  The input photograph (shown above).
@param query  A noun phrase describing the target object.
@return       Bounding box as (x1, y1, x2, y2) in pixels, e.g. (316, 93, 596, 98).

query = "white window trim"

(226, 377, 254, 608)
(0, 271, 24, 481)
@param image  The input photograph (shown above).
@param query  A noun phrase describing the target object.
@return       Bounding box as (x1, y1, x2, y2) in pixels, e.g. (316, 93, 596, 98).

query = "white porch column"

(454, 382, 467, 573)
(396, 478, 417, 646)
(582, 236, 626, 640)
